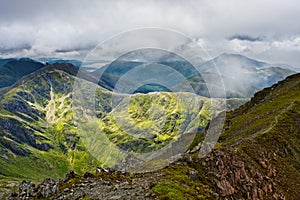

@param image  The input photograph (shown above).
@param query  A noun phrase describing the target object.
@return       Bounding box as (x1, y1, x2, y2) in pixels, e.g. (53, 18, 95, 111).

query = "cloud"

(272, 37, 300, 50)
(0, 43, 32, 53)
(0, 0, 299, 67)
(229, 35, 263, 42)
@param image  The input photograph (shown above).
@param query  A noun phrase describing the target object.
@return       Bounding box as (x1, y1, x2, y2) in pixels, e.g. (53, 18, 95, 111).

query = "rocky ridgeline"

(7, 168, 158, 200)
(7, 146, 288, 200)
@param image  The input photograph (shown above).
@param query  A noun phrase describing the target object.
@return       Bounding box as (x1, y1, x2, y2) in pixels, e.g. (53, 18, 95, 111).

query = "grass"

(0, 67, 248, 194)
(150, 164, 215, 200)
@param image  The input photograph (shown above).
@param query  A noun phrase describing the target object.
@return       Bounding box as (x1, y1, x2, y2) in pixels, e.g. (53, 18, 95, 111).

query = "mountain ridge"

(0, 58, 45, 89)
(0, 58, 299, 199)
(0, 63, 246, 188)
(175, 53, 296, 98)
(7, 71, 299, 200)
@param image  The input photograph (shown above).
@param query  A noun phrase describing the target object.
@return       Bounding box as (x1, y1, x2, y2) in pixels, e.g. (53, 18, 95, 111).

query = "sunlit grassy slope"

(0, 64, 247, 182)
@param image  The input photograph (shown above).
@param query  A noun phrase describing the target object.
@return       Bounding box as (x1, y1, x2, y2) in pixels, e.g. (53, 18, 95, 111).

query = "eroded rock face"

(198, 148, 286, 200)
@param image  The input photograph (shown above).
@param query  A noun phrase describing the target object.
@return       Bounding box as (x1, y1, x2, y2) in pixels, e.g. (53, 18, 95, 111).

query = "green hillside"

(151, 73, 300, 199)
(0, 63, 246, 184)
(21, 72, 300, 200)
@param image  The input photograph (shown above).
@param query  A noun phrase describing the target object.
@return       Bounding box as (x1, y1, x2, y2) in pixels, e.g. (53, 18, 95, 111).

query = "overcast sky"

(0, 0, 300, 67)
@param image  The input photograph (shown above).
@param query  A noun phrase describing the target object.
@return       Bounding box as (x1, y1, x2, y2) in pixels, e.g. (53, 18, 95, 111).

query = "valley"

(1, 1, 300, 199)
(0, 57, 298, 199)
(4, 71, 300, 199)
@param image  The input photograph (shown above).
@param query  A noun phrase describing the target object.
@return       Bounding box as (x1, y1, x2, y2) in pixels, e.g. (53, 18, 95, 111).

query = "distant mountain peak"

(217, 53, 264, 63)
(0, 58, 45, 88)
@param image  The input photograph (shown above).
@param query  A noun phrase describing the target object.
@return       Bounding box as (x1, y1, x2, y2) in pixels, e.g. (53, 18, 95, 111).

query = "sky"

(0, 0, 300, 67)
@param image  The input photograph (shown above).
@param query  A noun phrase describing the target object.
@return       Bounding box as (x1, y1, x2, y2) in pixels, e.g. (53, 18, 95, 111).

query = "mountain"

(0, 56, 298, 199)
(0, 62, 246, 190)
(0, 63, 110, 180)
(37, 58, 82, 67)
(92, 52, 295, 98)
(273, 63, 300, 72)
(174, 53, 296, 98)
(213, 72, 300, 199)
(0, 59, 17, 68)
(93, 49, 199, 93)
(0, 58, 45, 89)
(10, 72, 300, 200)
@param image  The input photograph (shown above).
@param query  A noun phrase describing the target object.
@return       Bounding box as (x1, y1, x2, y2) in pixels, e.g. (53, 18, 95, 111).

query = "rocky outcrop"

(196, 148, 286, 200)
(8, 178, 59, 199)
(6, 145, 295, 200)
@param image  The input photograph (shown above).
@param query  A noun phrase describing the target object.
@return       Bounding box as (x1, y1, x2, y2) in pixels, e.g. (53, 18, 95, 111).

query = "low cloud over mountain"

(0, 0, 299, 68)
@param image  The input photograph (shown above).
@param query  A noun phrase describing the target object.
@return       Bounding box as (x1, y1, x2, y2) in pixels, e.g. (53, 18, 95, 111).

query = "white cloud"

(0, 0, 300, 67)
(272, 37, 300, 50)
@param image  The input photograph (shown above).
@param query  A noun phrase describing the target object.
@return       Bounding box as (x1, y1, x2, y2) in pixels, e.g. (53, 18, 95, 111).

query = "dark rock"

(8, 178, 59, 199)
(64, 170, 76, 182)
(187, 170, 199, 181)
(16, 91, 35, 103)
(36, 142, 53, 151)
(0, 137, 31, 156)
(83, 172, 95, 179)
